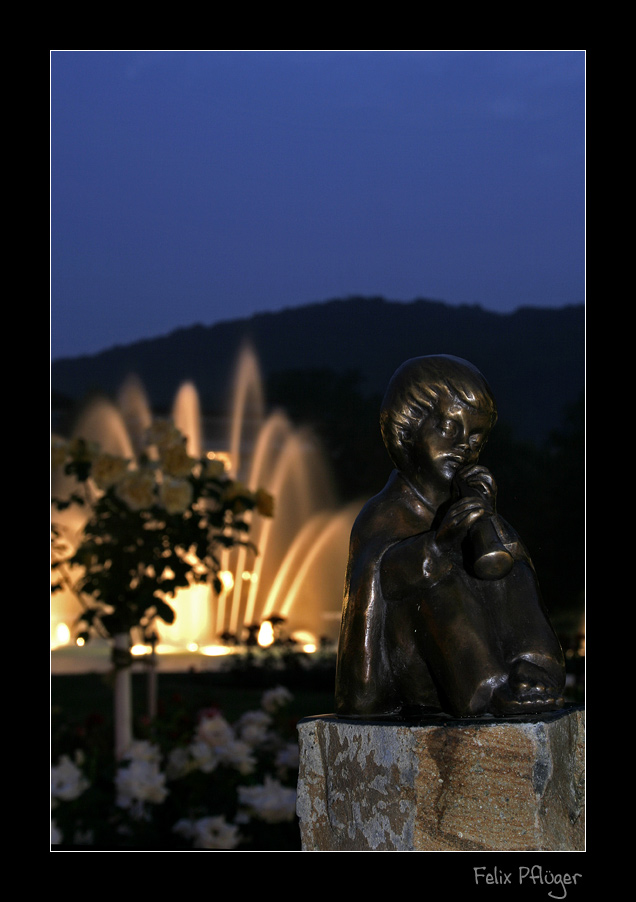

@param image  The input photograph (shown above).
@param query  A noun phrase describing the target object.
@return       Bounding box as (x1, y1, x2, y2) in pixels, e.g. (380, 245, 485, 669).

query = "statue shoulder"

(351, 471, 434, 546)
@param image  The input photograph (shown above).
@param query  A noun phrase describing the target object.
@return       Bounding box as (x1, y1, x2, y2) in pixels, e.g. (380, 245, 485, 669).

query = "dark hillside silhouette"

(51, 296, 584, 620)
(51, 296, 584, 445)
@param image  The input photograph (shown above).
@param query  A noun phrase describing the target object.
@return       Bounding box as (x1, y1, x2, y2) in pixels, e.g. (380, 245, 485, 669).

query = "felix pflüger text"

(474, 867, 582, 899)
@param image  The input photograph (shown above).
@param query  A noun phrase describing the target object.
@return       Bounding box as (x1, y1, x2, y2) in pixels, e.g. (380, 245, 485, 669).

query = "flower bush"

(51, 421, 275, 760)
(51, 424, 274, 645)
(51, 685, 301, 851)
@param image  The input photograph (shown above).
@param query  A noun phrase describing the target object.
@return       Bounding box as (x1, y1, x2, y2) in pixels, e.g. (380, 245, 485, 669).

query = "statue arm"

(380, 491, 490, 598)
(381, 531, 453, 599)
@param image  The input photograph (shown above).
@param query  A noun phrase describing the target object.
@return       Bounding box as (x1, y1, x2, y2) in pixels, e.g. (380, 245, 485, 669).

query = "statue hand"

(436, 496, 488, 549)
(455, 464, 497, 513)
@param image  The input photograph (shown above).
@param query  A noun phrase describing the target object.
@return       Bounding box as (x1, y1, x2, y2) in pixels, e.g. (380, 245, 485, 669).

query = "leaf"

(154, 599, 176, 625)
(215, 533, 241, 548)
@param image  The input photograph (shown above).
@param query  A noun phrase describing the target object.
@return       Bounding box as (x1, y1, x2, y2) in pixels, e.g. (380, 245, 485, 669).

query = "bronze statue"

(335, 355, 565, 719)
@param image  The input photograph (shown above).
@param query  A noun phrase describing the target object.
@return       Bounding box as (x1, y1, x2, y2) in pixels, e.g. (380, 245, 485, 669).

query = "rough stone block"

(296, 706, 584, 851)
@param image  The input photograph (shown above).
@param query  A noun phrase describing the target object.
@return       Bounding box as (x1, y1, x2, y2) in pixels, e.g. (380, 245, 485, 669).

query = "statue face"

(410, 398, 492, 487)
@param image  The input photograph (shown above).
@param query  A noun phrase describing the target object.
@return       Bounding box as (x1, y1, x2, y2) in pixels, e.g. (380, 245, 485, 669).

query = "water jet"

(51, 345, 359, 662)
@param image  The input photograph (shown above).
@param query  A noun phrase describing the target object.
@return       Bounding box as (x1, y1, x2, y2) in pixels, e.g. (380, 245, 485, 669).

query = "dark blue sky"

(50, 50, 585, 362)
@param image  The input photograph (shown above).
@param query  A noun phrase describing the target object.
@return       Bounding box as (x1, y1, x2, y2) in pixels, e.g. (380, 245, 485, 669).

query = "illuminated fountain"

(51, 345, 360, 662)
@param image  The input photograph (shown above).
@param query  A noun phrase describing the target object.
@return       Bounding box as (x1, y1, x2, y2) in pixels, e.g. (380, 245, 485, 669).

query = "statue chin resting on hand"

(335, 355, 566, 719)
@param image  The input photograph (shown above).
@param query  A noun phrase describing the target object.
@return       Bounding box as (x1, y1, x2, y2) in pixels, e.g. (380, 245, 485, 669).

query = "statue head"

(379, 355, 497, 476)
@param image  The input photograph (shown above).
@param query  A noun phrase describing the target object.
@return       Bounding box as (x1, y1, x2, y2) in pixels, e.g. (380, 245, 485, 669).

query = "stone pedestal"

(296, 706, 584, 851)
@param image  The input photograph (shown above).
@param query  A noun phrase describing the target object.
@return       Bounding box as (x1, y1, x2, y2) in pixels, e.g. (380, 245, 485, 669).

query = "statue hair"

(379, 355, 497, 472)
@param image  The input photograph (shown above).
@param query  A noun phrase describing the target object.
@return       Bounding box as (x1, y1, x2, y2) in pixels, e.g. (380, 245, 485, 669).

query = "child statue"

(335, 355, 566, 719)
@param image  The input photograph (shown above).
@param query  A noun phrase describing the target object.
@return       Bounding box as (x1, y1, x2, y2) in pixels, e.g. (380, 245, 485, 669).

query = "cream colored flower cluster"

(261, 685, 293, 712)
(235, 709, 274, 746)
(51, 686, 299, 849)
(90, 453, 130, 490)
(115, 741, 169, 817)
(51, 751, 90, 805)
(52, 421, 274, 521)
(168, 711, 258, 777)
(51, 421, 200, 515)
(237, 775, 297, 824)
(173, 814, 241, 850)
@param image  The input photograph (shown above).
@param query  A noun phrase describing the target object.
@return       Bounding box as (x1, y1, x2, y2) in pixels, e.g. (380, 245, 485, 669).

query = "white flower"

(91, 452, 130, 489)
(238, 775, 297, 824)
(115, 470, 156, 511)
(275, 741, 300, 774)
(261, 685, 293, 713)
(146, 419, 183, 451)
(159, 442, 196, 478)
(159, 477, 193, 514)
(115, 758, 168, 811)
(218, 739, 256, 775)
(122, 740, 163, 764)
(174, 815, 242, 851)
(204, 457, 226, 479)
(195, 713, 235, 748)
(51, 754, 90, 804)
(166, 746, 193, 780)
(193, 712, 258, 768)
(235, 709, 273, 747)
(188, 739, 222, 774)
(188, 720, 256, 775)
